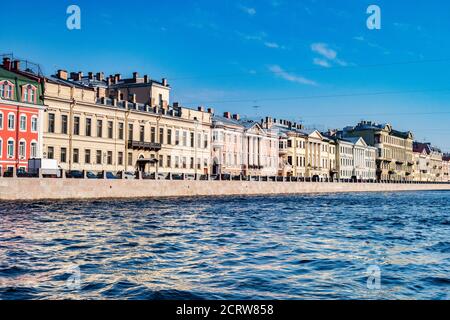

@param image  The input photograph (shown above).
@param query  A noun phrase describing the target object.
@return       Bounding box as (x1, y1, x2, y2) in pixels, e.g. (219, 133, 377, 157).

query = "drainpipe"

(124, 109, 131, 169)
(156, 115, 162, 175)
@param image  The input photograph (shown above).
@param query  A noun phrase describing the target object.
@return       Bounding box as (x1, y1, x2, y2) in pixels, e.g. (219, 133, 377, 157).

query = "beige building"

(210, 113, 278, 176)
(263, 118, 308, 177)
(42, 70, 211, 175)
(413, 142, 444, 182)
(442, 154, 450, 182)
(344, 121, 414, 181)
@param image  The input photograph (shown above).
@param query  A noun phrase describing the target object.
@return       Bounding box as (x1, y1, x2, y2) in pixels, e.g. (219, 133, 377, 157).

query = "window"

(128, 152, 133, 166)
(96, 150, 102, 164)
(159, 155, 163, 168)
(61, 115, 68, 134)
(97, 119, 103, 137)
(73, 149, 79, 163)
(128, 124, 133, 141)
(85, 149, 91, 164)
(85, 118, 92, 136)
(166, 155, 171, 168)
(0, 81, 14, 99)
(190, 157, 194, 169)
(182, 157, 187, 169)
(190, 132, 194, 148)
(8, 113, 15, 130)
(47, 146, 54, 159)
(159, 94, 163, 107)
(167, 129, 172, 145)
(0, 112, 3, 129)
(108, 121, 113, 139)
(204, 134, 208, 148)
(47, 113, 55, 133)
(159, 128, 164, 144)
(19, 140, 26, 158)
(31, 117, 38, 132)
(73, 116, 80, 135)
(140, 125, 145, 142)
(151, 127, 156, 143)
(197, 158, 201, 170)
(175, 156, 179, 168)
(0, 139, 2, 158)
(7, 140, 14, 158)
(118, 152, 123, 166)
(107, 151, 112, 165)
(20, 115, 26, 131)
(175, 130, 180, 145)
(22, 85, 36, 103)
(118, 122, 124, 140)
(182, 131, 187, 146)
(60, 147, 67, 163)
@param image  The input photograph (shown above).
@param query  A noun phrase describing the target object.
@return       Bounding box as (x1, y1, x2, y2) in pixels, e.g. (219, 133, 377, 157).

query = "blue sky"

(1, 0, 450, 151)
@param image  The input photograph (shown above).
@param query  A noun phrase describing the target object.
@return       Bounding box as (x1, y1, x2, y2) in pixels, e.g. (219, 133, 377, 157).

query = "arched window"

(7, 139, 14, 158)
(22, 84, 37, 103)
(8, 113, 15, 130)
(19, 139, 26, 159)
(0, 81, 14, 99)
(30, 141, 38, 158)
(20, 114, 27, 131)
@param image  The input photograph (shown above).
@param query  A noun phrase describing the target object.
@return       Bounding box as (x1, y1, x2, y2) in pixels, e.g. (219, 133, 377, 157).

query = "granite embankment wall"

(1, 178, 450, 201)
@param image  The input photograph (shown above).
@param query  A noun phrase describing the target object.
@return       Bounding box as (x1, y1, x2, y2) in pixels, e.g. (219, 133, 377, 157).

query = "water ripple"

(0, 191, 449, 300)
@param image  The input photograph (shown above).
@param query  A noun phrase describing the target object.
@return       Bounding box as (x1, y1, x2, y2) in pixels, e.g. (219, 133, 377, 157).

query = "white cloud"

(311, 42, 348, 67)
(311, 43, 337, 60)
(313, 58, 331, 68)
(269, 65, 317, 86)
(264, 41, 281, 49)
(240, 6, 256, 16)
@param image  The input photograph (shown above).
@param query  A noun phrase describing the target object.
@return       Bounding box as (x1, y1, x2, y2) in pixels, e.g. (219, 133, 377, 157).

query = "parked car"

(86, 171, 100, 179)
(105, 172, 119, 179)
(171, 173, 184, 180)
(66, 170, 84, 179)
(184, 174, 196, 180)
(122, 171, 136, 180)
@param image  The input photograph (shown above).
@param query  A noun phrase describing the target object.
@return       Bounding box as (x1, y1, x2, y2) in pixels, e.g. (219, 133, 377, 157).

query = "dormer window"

(22, 84, 37, 103)
(0, 80, 14, 100)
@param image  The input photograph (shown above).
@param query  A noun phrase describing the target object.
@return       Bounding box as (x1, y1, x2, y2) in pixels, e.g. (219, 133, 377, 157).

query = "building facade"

(0, 58, 45, 174)
(41, 70, 212, 175)
(413, 142, 444, 182)
(344, 121, 414, 182)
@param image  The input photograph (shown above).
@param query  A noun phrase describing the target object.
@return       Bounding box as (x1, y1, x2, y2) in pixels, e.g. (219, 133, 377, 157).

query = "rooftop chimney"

(12, 60, 20, 71)
(133, 72, 139, 81)
(78, 71, 83, 80)
(232, 114, 240, 121)
(114, 73, 121, 84)
(207, 108, 214, 114)
(96, 72, 104, 81)
(173, 102, 180, 108)
(198, 106, 205, 112)
(143, 75, 149, 83)
(223, 112, 231, 119)
(88, 72, 94, 80)
(162, 78, 168, 86)
(57, 70, 68, 80)
(2, 57, 11, 70)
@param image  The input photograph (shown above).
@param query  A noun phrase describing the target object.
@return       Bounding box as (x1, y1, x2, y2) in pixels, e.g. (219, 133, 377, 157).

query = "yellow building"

(42, 70, 212, 176)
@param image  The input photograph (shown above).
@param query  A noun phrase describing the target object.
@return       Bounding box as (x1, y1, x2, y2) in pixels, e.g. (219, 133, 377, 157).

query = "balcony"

(127, 140, 162, 151)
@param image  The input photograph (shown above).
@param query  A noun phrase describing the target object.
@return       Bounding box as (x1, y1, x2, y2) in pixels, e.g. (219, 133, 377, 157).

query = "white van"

(28, 158, 61, 178)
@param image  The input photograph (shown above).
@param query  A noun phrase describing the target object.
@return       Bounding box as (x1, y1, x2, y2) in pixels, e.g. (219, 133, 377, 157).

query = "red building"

(0, 58, 45, 174)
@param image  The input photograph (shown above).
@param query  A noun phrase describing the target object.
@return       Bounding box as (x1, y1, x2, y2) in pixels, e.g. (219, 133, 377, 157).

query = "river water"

(0, 191, 449, 300)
